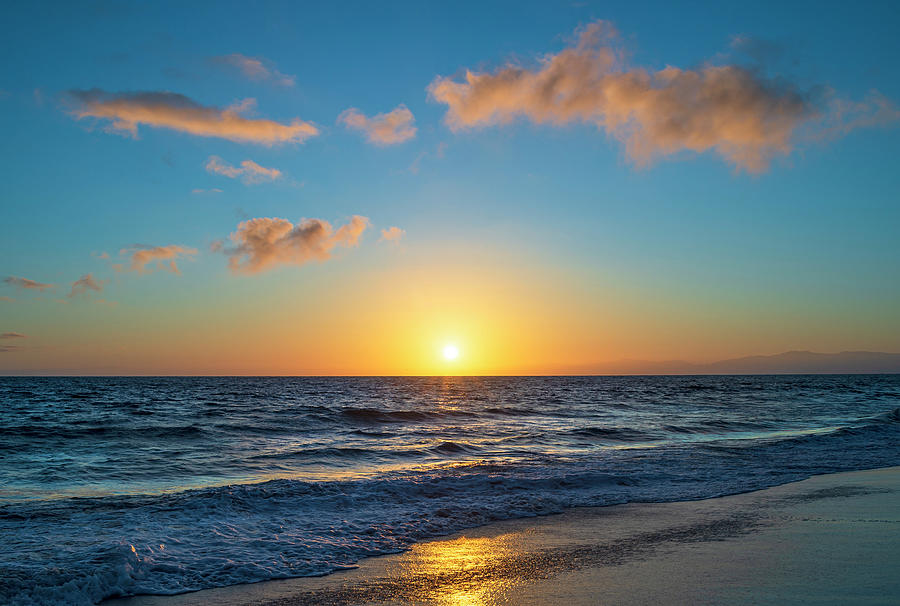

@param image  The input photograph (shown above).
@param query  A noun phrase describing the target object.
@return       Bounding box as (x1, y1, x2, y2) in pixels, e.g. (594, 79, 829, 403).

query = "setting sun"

(442, 344, 460, 361)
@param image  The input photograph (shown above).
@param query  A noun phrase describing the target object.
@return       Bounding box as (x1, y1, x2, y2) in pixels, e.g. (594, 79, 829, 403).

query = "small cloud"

(379, 226, 406, 244)
(212, 53, 296, 87)
(4, 276, 54, 291)
(192, 188, 224, 194)
(94, 299, 118, 307)
(69, 273, 106, 298)
(0, 345, 22, 353)
(221, 215, 369, 274)
(0, 332, 26, 339)
(66, 89, 318, 145)
(94, 251, 110, 260)
(119, 244, 198, 275)
(0, 296, 14, 302)
(205, 156, 282, 184)
(338, 105, 417, 145)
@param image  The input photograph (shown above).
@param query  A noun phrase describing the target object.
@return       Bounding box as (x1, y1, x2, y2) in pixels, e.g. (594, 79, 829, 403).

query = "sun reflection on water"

(395, 534, 522, 605)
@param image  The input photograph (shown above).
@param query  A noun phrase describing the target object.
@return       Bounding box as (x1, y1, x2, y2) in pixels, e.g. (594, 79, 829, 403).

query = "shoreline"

(105, 465, 900, 605)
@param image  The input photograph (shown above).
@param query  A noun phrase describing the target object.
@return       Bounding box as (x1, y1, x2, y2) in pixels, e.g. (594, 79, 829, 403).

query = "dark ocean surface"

(2, 375, 899, 605)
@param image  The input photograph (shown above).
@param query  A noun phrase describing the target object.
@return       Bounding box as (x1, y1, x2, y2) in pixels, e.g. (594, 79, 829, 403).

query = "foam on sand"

(105, 466, 900, 606)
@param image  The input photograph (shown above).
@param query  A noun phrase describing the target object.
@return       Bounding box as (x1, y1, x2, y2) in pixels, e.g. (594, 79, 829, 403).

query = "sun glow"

(442, 344, 460, 360)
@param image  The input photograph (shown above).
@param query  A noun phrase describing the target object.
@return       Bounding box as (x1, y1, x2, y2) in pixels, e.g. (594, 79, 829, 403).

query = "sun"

(442, 344, 460, 361)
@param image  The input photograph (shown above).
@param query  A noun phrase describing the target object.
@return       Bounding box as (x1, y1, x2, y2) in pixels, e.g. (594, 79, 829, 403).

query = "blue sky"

(1, 0, 899, 373)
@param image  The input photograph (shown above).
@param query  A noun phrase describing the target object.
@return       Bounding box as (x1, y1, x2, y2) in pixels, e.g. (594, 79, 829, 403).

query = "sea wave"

(2, 402, 898, 606)
(2, 376, 899, 605)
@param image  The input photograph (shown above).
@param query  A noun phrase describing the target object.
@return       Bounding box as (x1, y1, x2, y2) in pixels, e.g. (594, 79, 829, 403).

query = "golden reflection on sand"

(394, 533, 522, 605)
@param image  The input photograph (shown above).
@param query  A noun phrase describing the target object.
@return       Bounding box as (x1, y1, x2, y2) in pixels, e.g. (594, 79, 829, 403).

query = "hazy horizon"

(3, 349, 899, 377)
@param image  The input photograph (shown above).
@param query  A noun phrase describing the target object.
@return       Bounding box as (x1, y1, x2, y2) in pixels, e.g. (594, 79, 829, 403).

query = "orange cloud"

(212, 53, 296, 87)
(68, 90, 318, 145)
(428, 21, 897, 172)
(338, 105, 417, 145)
(69, 273, 106, 298)
(379, 226, 406, 244)
(0, 332, 25, 339)
(205, 156, 282, 184)
(224, 215, 370, 274)
(4, 276, 54, 291)
(119, 245, 198, 275)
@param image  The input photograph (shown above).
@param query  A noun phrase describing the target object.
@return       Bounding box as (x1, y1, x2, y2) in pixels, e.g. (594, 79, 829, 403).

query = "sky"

(1, 0, 899, 375)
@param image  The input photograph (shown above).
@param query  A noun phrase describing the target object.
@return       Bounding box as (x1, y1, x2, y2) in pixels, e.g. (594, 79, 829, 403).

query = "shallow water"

(2, 375, 899, 605)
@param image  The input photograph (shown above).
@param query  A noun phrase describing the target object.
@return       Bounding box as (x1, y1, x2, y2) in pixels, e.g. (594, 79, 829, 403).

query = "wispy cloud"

(212, 53, 296, 87)
(378, 226, 406, 244)
(0, 346, 22, 353)
(3, 276, 54, 291)
(428, 21, 898, 172)
(118, 245, 198, 275)
(69, 273, 106, 298)
(67, 89, 318, 144)
(222, 215, 369, 274)
(815, 90, 900, 141)
(408, 142, 448, 174)
(0, 296, 13, 302)
(205, 156, 282, 184)
(0, 332, 26, 339)
(338, 105, 417, 145)
(192, 188, 224, 194)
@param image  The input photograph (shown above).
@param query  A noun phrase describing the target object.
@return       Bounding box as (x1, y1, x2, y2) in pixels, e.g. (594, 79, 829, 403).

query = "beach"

(105, 465, 900, 605)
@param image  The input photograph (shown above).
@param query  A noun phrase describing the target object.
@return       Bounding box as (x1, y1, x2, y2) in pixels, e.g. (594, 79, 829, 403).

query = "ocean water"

(2, 375, 899, 605)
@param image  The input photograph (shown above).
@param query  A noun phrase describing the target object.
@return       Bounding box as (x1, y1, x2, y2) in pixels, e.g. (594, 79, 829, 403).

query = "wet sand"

(106, 466, 900, 605)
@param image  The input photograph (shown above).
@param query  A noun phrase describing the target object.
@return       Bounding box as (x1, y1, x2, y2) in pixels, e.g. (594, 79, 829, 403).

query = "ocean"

(2, 375, 899, 605)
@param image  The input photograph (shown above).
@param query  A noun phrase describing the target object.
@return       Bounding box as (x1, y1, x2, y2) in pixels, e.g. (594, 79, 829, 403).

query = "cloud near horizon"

(69, 273, 106, 298)
(338, 105, 417, 145)
(67, 90, 318, 145)
(3, 276, 54, 291)
(0, 332, 26, 339)
(223, 215, 369, 274)
(378, 226, 405, 244)
(205, 156, 282, 184)
(212, 53, 296, 87)
(118, 245, 198, 275)
(428, 21, 898, 172)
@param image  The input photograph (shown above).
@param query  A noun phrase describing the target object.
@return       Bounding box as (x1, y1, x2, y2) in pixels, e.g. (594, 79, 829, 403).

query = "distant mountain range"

(592, 351, 900, 375)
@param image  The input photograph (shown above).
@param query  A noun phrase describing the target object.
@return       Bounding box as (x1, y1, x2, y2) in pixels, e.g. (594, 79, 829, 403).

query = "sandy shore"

(106, 466, 900, 605)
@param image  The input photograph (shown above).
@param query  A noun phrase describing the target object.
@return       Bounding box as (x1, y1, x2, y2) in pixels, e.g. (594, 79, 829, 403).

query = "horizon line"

(2, 372, 899, 378)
